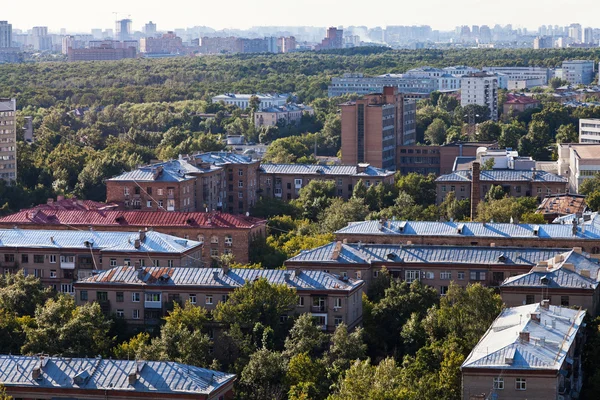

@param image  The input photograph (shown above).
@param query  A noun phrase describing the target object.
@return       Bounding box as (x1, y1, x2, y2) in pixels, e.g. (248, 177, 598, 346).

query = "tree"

(263, 136, 314, 163)
(0, 272, 53, 316)
(249, 95, 262, 113)
(580, 173, 600, 195)
(549, 77, 569, 89)
(476, 196, 538, 223)
(587, 191, 600, 212)
(481, 158, 495, 170)
(284, 313, 328, 358)
(556, 124, 578, 144)
(484, 184, 505, 201)
(439, 191, 470, 222)
(477, 121, 502, 141)
(293, 180, 336, 220)
(286, 353, 327, 399)
(498, 122, 527, 149)
(239, 348, 288, 400)
(0, 384, 12, 400)
(425, 118, 447, 145)
(325, 324, 367, 381)
(330, 358, 403, 400)
(319, 197, 369, 233)
(395, 173, 437, 206)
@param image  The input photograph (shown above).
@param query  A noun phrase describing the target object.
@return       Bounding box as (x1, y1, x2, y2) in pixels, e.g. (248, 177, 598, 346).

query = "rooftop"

(561, 144, 600, 160)
(505, 93, 542, 105)
(435, 169, 568, 183)
(78, 266, 363, 292)
(0, 229, 202, 253)
(287, 241, 566, 266)
(27, 197, 119, 211)
(537, 194, 587, 217)
(0, 355, 235, 396)
(107, 159, 207, 182)
(461, 303, 585, 371)
(258, 163, 394, 177)
(190, 152, 256, 165)
(0, 210, 265, 230)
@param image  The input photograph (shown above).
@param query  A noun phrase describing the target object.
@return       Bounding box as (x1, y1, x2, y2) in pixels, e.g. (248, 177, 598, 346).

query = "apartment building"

(317, 27, 343, 50)
(503, 93, 541, 117)
(0, 21, 12, 48)
(75, 266, 365, 331)
(562, 60, 595, 85)
(258, 163, 395, 201)
(461, 73, 499, 121)
(67, 42, 137, 61)
(500, 249, 600, 316)
(0, 98, 16, 182)
(285, 241, 566, 288)
(328, 73, 439, 97)
(334, 219, 600, 255)
(461, 303, 585, 400)
(340, 87, 415, 169)
(397, 142, 496, 175)
(0, 229, 202, 295)
(579, 118, 600, 143)
(254, 104, 314, 127)
(0, 209, 266, 266)
(139, 31, 184, 54)
(483, 66, 552, 86)
(211, 93, 287, 109)
(0, 355, 235, 400)
(557, 143, 600, 193)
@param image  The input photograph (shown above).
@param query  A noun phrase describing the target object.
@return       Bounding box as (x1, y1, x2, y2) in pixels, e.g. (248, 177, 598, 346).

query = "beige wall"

(462, 372, 559, 400)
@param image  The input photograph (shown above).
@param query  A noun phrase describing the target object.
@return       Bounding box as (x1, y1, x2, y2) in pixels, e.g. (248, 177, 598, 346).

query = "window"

(297, 296, 304, 307)
(4, 254, 14, 262)
(337, 179, 343, 186)
(124, 187, 130, 196)
(145, 293, 161, 302)
(405, 270, 420, 283)
(493, 378, 504, 390)
(457, 271, 465, 280)
(373, 270, 379, 278)
(442, 185, 447, 192)
(116, 292, 124, 302)
(238, 169, 243, 176)
(526, 294, 535, 304)
(211, 235, 219, 244)
(50, 270, 57, 278)
(334, 316, 343, 326)
(153, 259, 160, 267)
(440, 271, 452, 280)
(561, 296, 569, 306)
(211, 249, 219, 257)
(515, 378, 526, 390)
(334, 298, 342, 309)
(49, 255, 57, 264)
(96, 291, 108, 301)
(279, 315, 289, 323)
(80, 290, 88, 301)
(157, 188, 164, 196)
(132, 292, 140, 302)
(222, 294, 229, 302)
(189, 294, 197, 304)
(168, 259, 174, 268)
(147, 200, 152, 208)
(238, 192, 243, 199)
(440, 286, 449, 295)
(123, 259, 131, 267)
(206, 295, 213, 305)
(34, 255, 44, 263)
(116, 310, 124, 318)
(294, 179, 302, 186)
(21, 254, 28, 263)
(132, 309, 140, 319)
(158, 200, 163, 208)
(470, 271, 486, 281)
(225, 235, 233, 246)
(110, 259, 117, 267)
(147, 187, 152, 195)
(238, 181, 244, 188)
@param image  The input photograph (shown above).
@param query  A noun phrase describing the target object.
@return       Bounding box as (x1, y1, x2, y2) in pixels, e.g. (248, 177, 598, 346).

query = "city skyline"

(5, 0, 600, 33)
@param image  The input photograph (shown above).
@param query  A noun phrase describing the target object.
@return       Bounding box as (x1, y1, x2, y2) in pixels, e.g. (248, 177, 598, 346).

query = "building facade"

(461, 73, 499, 121)
(0, 21, 12, 48)
(579, 118, 600, 144)
(75, 267, 365, 331)
(140, 32, 184, 54)
(254, 104, 314, 127)
(0, 98, 16, 182)
(211, 93, 288, 109)
(317, 27, 343, 50)
(67, 42, 136, 61)
(558, 143, 600, 193)
(503, 93, 541, 117)
(562, 60, 595, 85)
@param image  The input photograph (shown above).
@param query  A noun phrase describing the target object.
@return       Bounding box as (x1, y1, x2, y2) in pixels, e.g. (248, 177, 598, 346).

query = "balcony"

(311, 305, 326, 313)
(145, 300, 162, 309)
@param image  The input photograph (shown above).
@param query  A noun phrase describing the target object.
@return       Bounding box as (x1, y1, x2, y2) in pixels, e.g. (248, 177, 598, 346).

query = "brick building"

(0, 229, 202, 296)
(254, 104, 314, 127)
(67, 43, 137, 61)
(285, 241, 566, 288)
(258, 163, 395, 201)
(503, 93, 541, 118)
(536, 193, 587, 222)
(0, 210, 266, 266)
(75, 266, 364, 332)
(139, 31, 184, 55)
(0, 355, 235, 400)
(461, 303, 585, 400)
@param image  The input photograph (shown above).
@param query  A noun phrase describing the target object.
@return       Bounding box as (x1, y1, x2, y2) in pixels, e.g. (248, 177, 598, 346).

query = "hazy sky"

(6, 0, 600, 32)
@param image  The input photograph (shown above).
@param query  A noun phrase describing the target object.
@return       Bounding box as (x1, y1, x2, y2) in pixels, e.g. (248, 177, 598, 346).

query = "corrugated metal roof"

(435, 169, 568, 183)
(287, 242, 565, 266)
(0, 355, 235, 395)
(462, 304, 585, 370)
(0, 229, 201, 253)
(259, 164, 394, 177)
(336, 220, 600, 240)
(79, 267, 362, 291)
(107, 159, 209, 182)
(191, 152, 256, 165)
(0, 210, 265, 229)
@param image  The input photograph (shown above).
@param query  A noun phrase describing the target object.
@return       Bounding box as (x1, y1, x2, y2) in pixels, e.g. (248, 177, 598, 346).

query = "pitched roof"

(259, 164, 394, 177)
(78, 266, 363, 292)
(29, 197, 119, 211)
(190, 152, 256, 165)
(107, 159, 207, 182)
(0, 229, 201, 254)
(287, 242, 566, 266)
(505, 94, 541, 105)
(462, 304, 585, 371)
(537, 194, 587, 216)
(0, 210, 265, 230)
(0, 355, 235, 396)
(435, 169, 568, 183)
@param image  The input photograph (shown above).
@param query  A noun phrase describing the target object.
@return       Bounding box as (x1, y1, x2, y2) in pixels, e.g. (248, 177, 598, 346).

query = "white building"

(579, 118, 600, 144)
(443, 65, 481, 77)
(461, 73, 498, 121)
(558, 143, 600, 193)
(562, 60, 595, 85)
(211, 93, 288, 110)
(483, 66, 552, 86)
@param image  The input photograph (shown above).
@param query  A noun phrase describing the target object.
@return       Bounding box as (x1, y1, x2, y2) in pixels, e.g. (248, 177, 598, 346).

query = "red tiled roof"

(0, 209, 266, 229)
(504, 94, 541, 105)
(32, 197, 120, 211)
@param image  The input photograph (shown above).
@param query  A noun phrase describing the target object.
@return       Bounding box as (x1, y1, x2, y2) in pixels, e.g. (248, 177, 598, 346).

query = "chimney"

(519, 331, 530, 343)
(222, 264, 229, 276)
(137, 267, 145, 281)
(470, 162, 481, 221)
(139, 230, 146, 242)
(581, 269, 591, 278)
(134, 239, 141, 249)
(128, 372, 137, 385)
(541, 299, 550, 309)
(530, 312, 541, 323)
(331, 241, 343, 260)
(573, 247, 583, 254)
(32, 366, 41, 380)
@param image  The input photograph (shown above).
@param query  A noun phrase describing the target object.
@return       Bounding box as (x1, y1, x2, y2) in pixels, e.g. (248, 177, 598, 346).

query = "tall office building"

(340, 87, 411, 170)
(0, 21, 12, 48)
(461, 73, 499, 121)
(115, 19, 132, 41)
(0, 98, 17, 182)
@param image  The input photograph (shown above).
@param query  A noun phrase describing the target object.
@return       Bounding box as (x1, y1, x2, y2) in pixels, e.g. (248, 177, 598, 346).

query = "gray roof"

(259, 164, 394, 177)
(0, 229, 201, 254)
(0, 99, 16, 112)
(501, 250, 600, 290)
(107, 159, 205, 182)
(191, 152, 256, 165)
(287, 242, 566, 266)
(78, 266, 363, 291)
(0, 355, 235, 395)
(435, 169, 568, 183)
(462, 304, 585, 371)
(335, 220, 600, 240)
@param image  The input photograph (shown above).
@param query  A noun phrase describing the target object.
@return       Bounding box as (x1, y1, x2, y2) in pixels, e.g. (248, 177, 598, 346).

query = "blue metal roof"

(259, 164, 394, 177)
(0, 229, 202, 254)
(192, 152, 256, 165)
(0, 355, 235, 395)
(107, 159, 204, 182)
(435, 169, 568, 183)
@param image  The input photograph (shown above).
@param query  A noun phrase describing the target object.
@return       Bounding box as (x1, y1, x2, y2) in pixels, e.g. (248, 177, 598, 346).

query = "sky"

(5, 0, 600, 33)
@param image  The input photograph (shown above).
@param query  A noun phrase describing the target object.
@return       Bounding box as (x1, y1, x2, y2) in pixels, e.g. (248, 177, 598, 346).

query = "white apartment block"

(0, 98, 16, 183)
(483, 66, 552, 86)
(580, 118, 600, 144)
(562, 60, 595, 85)
(460, 73, 498, 121)
(558, 143, 600, 193)
(211, 93, 288, 110)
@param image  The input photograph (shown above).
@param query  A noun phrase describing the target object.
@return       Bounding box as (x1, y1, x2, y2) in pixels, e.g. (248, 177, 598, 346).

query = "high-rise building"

(317, 27, 343, 50)
(568, 23, 582, 43)
(562, 60, 595, 85)
(340, 87, 412, 170)
(278, 36, 296, 53)
(143, 21, 157, 37)
(31, 26, 52, 51)
(115, 19, 132, 41)
(0, 98, 17, 182)
(461, 73, 499, 121)
(583, 27, 594, 44)
(533, 36, 553, 49)
(0, 21, 12, 48)
(139, 32, 183, 54)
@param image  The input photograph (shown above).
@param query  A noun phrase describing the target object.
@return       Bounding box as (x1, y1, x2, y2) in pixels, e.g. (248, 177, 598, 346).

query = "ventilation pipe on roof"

(128, 372, 137, 385)
(519, 331, 530, 343)
(139, 230, 146, 242)
(137, 267, 145, 281)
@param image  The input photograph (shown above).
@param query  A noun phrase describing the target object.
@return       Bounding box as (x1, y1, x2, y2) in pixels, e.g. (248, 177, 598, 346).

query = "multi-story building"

(75, 266, 365, 331)
(0, 208, 266, 266)
(115, 19, 132, 41)
(0, 21, 12, 48)
(558, 143, 600, 193)
(31, 26, 52, 51)
(0, 98, 16, 182)
(340, 87, 412, 169)
(503, 93, 541, 117)
(460, 73, 499, 121)
(285, 241, 566, 288)
(199, 37, 239, 54)
(536, 193, 587, 222)
(501, 249, 600, 315)
(278, 36, 296, 53)
(254, 104, 314, 127)
(483, 66, 552, 86)
(143, 21, 157, 37)
(461, 302, 585, 400)
(328, 73, 441, 97)
(442, 65, 481, 77)
(211, 93, 287, 109)
(579, 118, 600, 144)
(67, 41, 136, 61)
(317, 27, 343, 50)
(0, 355, 235, 400)
(0, 229, 203, 295)
(258, 163, 394, 201)
(562, 60, 595, 85)
(140, 32, 184, 54)
(533, 35, 553, 49)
